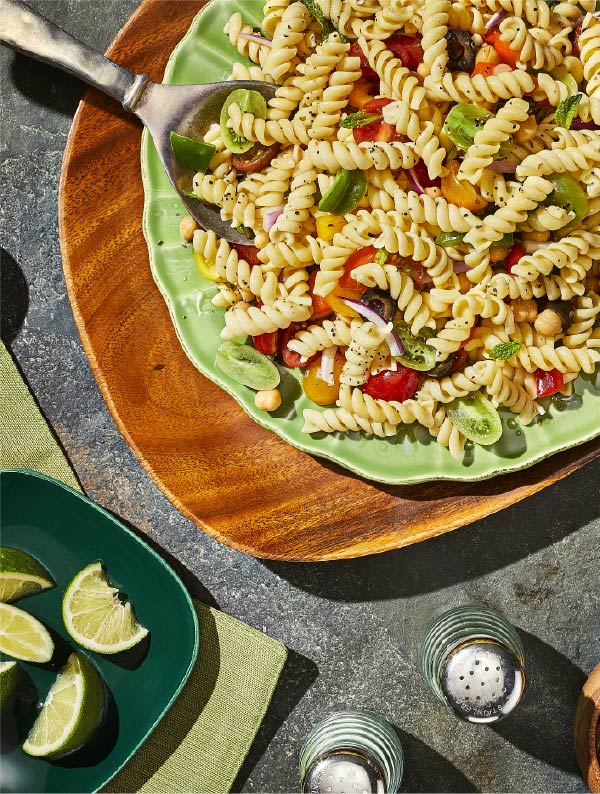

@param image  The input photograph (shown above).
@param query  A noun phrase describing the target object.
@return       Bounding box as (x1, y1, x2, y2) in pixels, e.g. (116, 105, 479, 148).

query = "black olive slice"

(445, 29, 476, 73)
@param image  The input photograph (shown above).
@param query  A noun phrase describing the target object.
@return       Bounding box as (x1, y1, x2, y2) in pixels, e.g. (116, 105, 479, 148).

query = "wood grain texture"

(574, 663, 600, 793)
(59, 0, 600, 561)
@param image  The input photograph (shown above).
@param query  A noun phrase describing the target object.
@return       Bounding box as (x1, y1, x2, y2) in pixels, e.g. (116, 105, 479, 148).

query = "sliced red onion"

(485, 9, 507, 30)
(570, 120, 599, 131)
(340, 298, 404, 357)
(238, 31, 272, 46)
(319, 346, 337, 386)
(406, 167, 425, 195)
(264, 205, 284, 232)
(487, 160, 518, 173)
(452, 260, 470, 273)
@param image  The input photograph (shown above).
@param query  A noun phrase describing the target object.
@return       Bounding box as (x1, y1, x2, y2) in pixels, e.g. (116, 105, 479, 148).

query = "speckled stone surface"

(1, 3, 599, 792)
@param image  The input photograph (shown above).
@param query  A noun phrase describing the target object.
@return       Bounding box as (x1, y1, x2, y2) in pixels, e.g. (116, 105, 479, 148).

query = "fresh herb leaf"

(340, 111, 382, 129)
(555, 94, 582, 129)
(235, 224, 254, 239)
(299, 0, 347, 41)
(542, 0, 559, 8)
(489, 341, 521, 359)
(374, 249, 388, 265)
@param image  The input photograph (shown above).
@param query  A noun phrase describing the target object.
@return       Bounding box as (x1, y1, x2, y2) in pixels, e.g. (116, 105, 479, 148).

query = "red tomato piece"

(353, 98, 395, 144)
(472, 61, 497, 78)
(408, 159, 442, 190)
(232, 143, 280, 173)
(348, 78, 379, 109)
(535, 368, 564, 398)
(349, 42, 379, 80)
(309, 272, 333, 320)
(364, 367, 421, 402)
(338, 245, 378, 290)
(281, 324, 316, 368)
(506, 243, 526, 274)
(253, 331, 281, 356)
(385, 34, 424, 70)
(572, 18, 583, 58)
(231, 243, 260, 266)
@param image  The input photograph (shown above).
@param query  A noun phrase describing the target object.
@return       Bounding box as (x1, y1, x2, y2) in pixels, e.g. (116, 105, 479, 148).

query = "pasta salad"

(174, 0, 600, 461)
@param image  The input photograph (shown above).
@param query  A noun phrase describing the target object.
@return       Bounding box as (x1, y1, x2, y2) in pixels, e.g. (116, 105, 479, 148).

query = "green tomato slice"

(443, 104, 492, 152)
(447, 391, 503, 446)
(549, 66, 578, 95)
(318, 169, 367, 214)
(546, 173, 588, 223)
(393, 321, 437, 372)
(220, 89, 267, 155)
(216, 341, 280, 391)
(169, 132, 216, 172)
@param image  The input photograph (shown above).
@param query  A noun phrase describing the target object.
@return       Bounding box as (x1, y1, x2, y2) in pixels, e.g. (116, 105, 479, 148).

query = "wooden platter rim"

(58, 0, 600, 561)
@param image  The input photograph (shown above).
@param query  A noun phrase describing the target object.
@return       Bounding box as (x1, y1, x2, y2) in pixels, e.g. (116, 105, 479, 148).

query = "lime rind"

(0, 603, 54, 662)
(0, 547, 55, 603)
(22, 651, 104, 758)
(63, 562, 149, 654)
(0, 660, 20, 708)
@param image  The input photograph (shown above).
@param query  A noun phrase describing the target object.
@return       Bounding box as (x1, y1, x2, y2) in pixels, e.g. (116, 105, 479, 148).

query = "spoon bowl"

(0, 0, 276, 244)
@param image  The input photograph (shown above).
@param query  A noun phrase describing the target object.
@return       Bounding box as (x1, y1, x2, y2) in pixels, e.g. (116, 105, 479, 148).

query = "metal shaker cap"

(441, 639, 525, 723)
(302, 751, 386, 794)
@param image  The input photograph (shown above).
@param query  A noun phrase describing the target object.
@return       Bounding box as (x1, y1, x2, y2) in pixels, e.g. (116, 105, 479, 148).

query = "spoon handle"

(0, 0, 150, 110)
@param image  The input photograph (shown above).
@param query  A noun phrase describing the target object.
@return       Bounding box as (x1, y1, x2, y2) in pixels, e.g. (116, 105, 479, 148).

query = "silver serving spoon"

(0, 0, 277, 245)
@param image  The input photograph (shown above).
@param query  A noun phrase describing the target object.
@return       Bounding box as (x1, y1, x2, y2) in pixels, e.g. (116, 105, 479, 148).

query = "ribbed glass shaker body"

(420, 604, 525, 724)
(299, 709, 404, 793)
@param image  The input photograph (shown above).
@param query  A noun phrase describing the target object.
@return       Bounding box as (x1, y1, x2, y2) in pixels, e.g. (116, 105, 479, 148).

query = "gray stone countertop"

(1, 2, 599, 791)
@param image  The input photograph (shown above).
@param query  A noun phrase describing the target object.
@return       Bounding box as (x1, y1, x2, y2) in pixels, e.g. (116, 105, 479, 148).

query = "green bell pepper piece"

(169, 133, 216, 172)
(318, 169, 367, 215)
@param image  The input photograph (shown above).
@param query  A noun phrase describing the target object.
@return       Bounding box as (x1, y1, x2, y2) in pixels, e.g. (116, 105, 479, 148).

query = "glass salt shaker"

(299, 708, 404, 793)
(420, 604, 525, 724)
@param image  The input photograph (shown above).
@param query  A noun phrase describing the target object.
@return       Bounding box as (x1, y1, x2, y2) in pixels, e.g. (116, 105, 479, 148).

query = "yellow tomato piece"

(302, 350, 345, 406)
(316, 214, 346, 243)
(441, 161, 488, 212)
(324, 285, 364, 317)
(194, 248, 219, 281)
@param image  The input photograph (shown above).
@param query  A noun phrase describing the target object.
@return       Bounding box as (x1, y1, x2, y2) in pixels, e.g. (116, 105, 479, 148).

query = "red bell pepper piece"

(506, 243, 526, 274)
(535, 368, 564, 398)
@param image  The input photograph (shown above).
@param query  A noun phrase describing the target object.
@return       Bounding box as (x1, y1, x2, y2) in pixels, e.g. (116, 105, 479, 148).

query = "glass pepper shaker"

(299, 708, 404, 793)
(420, 604, 525, 724)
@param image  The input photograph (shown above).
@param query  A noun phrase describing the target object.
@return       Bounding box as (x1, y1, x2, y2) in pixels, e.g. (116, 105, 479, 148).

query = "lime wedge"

(23, 651, 104, 758)
(0, 660, 20, 708)
(62, 562, 148, 654)
(0, 603, 54, 662)
(0, 547, 55, 603)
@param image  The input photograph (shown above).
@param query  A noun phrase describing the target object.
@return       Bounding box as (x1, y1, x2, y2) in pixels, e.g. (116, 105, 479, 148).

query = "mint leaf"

(555, 94, 582, 129)
(299, 0, 346, 41)
(374, 249, 388, 265)
(489, 341, 521, 360)
(340, 111, 382, 129)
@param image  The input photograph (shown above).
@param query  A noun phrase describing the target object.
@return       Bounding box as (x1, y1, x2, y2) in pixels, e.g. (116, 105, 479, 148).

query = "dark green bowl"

(0, 469, 199, 793)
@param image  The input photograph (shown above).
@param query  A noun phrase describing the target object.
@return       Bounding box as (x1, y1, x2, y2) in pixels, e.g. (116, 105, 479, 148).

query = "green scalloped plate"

(0, 470, 198, 793)
(140, 0, 600, 484)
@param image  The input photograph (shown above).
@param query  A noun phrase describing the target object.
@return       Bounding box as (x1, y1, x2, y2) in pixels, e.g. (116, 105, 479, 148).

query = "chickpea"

(255, 389, 282, 412)
(535, 308, 563, 337)
(515, 116, 538, 144)
(179, 215, 199, 242)
(511, 298, 538, 322)
(523, 229, 550, 242)
(489, 246, 509, 263)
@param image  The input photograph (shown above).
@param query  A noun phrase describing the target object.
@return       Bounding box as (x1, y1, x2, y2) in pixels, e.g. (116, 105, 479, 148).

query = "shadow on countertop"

(263, 458, 599, 602)
(394, 727, 478, 793)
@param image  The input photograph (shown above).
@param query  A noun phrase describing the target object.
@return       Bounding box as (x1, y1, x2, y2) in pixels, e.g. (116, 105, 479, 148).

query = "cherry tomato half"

(348, 78, 379, 110)
(506, 243, 526, 274)
(339, 245, 378, 290)
(408, 159, 442, 190)
(252, 330, 280, 356)
(364, 367, 421, 402)
(349, 42, 378, 80)
(281, 323, 316, 368)
(353, 98, 396, 143)
(232, 142, 280, 173)
(303, 350, 345, 405)
(231, 243, 260, 266)
(385, 34, 424, 71)
(472, 61, 497, 78)
(441, 160, 488, 211)
(535, 368, 564, 398)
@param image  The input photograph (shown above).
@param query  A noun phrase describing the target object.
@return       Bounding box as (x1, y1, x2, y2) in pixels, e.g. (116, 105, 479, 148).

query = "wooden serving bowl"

(58, 0, 600, 560)
(575, 663, 600, 793)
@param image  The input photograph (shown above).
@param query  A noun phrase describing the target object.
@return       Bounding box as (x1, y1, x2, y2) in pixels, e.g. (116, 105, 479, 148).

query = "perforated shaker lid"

(302, 751, 386, 794)
(441, 639, 525, 723)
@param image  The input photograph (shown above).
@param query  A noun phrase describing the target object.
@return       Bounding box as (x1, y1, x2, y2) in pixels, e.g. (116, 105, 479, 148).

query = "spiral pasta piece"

(579, 14, 600, 118)
(341, 321, 392, 387)
(458, 98, 530, 184)
(302, 406, 399, 436)
(516, 143, 600, 178)
(421, 0, 449, 83)
(359, 37, 427, 108)
(563, 293, 600, 348)
(470, 361, 539, 423)
(424, 69, 535, 103)
(262, 2, 309, 81)
(337, 385, 438, 426)
(307, 138, 420, 172)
